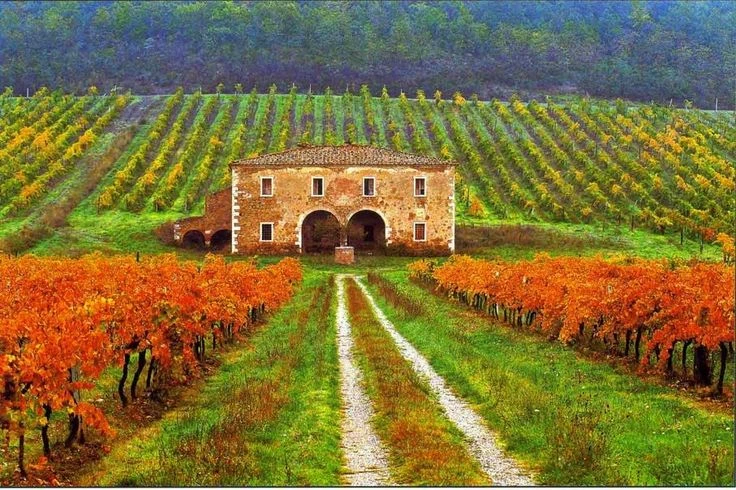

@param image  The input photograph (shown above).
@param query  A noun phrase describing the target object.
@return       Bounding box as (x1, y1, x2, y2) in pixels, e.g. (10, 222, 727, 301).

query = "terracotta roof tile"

(230, 144, 456, 167)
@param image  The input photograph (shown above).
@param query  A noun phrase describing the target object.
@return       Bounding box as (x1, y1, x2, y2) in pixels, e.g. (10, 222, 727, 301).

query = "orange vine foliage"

(410, 255, 734, 388)
(0, 253, 301, 474)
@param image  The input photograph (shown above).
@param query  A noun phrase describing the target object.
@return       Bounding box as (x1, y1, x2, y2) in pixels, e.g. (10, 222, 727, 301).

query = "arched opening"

(301, 210, 341, 253)
(182, 230, 206, 249)
(210, 229, 232, 251)
(347, 210, 386, 252)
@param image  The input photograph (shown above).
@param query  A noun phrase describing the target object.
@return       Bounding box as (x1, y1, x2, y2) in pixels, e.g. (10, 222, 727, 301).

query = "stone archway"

(301, 210, 342, 253)
(210, 229, 232, 251)
(346, 210, 387, 252)
(182, 230, 206, 249)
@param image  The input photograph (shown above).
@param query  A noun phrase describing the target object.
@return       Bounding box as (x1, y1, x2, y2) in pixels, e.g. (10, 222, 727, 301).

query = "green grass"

(455, 218, 723, 261)
(80, 270, 342, 486)
(29, 209, 184, 256)
(365, 271, 734, 486)
(24, 206, 723, 264)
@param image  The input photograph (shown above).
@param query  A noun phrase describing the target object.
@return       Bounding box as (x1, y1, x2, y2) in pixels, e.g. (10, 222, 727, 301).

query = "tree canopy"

(0, 1, 733, 108)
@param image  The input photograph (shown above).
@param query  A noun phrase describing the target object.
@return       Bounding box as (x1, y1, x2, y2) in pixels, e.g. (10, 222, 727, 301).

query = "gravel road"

(354, 276, 535, 486)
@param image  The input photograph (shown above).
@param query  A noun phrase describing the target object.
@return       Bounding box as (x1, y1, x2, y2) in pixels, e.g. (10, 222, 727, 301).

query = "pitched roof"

(230, 144, 456, 167)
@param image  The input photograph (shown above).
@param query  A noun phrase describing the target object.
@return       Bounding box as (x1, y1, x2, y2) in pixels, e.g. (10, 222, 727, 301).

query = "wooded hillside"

(0, 1, 733, 109)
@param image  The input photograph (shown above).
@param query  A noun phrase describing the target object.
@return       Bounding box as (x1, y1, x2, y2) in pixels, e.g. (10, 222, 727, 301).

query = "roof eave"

(228, 145, 457, 168)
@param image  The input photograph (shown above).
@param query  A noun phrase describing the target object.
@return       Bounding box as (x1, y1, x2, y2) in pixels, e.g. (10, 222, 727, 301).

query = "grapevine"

(411, 255, 734, 393)
(0, 254, 302, 476)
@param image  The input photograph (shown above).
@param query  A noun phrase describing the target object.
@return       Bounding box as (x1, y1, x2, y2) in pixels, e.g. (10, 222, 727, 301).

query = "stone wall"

(173, 187, 232, 247)
(334, 246, 355, 264)
(232, 163, 455, 255)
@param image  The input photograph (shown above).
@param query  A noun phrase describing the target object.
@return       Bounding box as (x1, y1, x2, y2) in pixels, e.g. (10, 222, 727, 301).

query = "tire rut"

(335, 275, 393, 486)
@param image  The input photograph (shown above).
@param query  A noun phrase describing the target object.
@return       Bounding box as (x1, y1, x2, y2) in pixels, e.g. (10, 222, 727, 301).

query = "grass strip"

(344, 277, 489, 485)
(367, 271, 734, 486)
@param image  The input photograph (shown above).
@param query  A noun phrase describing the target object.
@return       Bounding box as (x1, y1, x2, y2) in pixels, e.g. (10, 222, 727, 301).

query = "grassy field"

(1, 257, 731, 486)
(0, 88, 733, 487)
(18, 217, 725, 264)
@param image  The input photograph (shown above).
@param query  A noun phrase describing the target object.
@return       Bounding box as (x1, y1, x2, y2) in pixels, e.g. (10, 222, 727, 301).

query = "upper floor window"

(260, 176, 274, 197)
(312, 177, 324, 197)
(363, 177, 376, 197)
(414, 177, 427, 197)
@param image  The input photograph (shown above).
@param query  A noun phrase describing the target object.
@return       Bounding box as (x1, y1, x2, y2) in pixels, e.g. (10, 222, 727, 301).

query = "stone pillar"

(335, 246, 355, 265)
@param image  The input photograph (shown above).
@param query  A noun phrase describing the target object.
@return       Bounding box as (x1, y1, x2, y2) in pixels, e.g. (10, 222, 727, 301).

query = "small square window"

(414, 222, 426, 242)
(363, 177, 375, 197)
(260, 177, 273, 197)
(414, 177, 427, 197)
(260, 222, 273, 242)
(312, 177, 324, 197)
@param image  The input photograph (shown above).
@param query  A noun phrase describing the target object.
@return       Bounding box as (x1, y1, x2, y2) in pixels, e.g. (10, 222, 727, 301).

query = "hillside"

(0, 86, 733, 254)
(1, 1, 734, 109)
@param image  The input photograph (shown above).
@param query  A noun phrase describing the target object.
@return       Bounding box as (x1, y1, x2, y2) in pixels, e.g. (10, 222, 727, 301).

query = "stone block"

(335, 246, 355, 264)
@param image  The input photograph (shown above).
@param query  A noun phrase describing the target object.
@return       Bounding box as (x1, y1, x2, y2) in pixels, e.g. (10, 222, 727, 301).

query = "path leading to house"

(350, 275, 535, 486)
(335, 275, 393, 486)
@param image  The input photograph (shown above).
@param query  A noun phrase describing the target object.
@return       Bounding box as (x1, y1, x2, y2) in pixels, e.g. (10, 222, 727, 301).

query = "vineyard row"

(0, 253, 302, 476)
(409, 255, 734, 394)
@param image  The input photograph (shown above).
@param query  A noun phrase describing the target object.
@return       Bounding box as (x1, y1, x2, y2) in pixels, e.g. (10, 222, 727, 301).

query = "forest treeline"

(0, 1, 733, 109)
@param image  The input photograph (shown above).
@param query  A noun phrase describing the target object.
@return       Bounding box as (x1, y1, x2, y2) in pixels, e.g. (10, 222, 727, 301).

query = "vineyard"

(409, 255, 735, 393)
(0, 254, 301, 477)
(0, 0, 734, 482)
(0, 86, 733, 485)
(0, 88, 130, 218)
(0, 86, 734, 255)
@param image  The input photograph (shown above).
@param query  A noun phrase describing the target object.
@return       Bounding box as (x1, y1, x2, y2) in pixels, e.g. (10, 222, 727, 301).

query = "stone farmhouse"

(173, 145, 456, 257)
